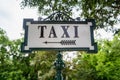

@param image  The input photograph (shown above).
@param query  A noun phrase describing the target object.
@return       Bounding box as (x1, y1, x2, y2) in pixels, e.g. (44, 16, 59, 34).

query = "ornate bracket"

(43, 11, 75, 21)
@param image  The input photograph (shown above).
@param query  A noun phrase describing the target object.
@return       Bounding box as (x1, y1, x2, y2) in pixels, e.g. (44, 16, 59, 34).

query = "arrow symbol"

(43, 41, 61, 44)
(43, 40, 76, 45)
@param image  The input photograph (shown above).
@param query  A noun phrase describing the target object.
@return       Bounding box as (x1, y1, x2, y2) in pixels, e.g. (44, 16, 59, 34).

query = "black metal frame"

(21, 11, 97, 53)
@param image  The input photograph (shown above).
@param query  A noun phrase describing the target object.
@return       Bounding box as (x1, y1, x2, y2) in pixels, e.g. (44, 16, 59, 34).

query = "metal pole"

(54, 51, 65, 80)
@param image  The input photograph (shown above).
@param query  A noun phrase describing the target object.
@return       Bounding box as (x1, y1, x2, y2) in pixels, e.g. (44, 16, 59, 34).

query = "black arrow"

(43, 40, 76, 45)
(43, 41, 60, 44)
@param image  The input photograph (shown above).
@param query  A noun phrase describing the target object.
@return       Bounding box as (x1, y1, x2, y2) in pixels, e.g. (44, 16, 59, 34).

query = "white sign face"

(21, 19, 97, 53)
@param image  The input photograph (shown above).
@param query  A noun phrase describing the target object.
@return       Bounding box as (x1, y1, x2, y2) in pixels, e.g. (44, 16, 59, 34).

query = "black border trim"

(21, 19, 97, 53)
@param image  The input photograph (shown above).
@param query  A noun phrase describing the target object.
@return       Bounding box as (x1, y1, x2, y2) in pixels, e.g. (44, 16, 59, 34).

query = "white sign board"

(21, 19, 97, 53)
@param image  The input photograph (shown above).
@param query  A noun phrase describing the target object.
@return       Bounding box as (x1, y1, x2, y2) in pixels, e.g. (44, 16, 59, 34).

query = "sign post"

(54, 51, 65, 80)
(21, 11, 97, 80)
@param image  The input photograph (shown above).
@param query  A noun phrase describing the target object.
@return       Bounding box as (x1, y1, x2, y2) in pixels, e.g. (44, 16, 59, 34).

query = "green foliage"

(0, 27, 57, 80)
(21, 0, 78, 15)
(0, 28, 25, 80)
(71, 33, 120, 80)
(80, 0, 120, 28)
(31, 51, 57, 80)
(21, 0, 120, 29)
